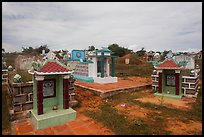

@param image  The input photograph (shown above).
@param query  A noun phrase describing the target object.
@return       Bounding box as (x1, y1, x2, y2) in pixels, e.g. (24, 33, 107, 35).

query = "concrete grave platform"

(30, 107, 76, 130)
(75, 77, 152, 98)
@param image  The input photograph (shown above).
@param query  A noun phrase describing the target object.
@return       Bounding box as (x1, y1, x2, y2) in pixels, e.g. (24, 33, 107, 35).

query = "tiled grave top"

(29, 60, 73, 75)
(156, 59, 180, 69)
(38, 61, 71, 73)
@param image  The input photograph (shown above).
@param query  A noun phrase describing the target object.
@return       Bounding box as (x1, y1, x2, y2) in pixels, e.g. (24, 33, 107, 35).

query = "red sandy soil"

(165, 119, 202, 135)
(124, 76, 152, 83)
(113, 104, 157, 121)
(135, 96, 195, 110)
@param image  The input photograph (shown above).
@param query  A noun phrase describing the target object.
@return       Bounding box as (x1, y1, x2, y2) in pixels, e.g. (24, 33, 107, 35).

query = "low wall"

(12, 82, 33, 112)
(2, 69, 8, 83)
(11, 80, 76, 112)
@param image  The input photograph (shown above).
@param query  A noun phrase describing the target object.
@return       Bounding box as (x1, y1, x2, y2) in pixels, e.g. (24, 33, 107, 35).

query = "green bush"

(17, 70, 32, 82)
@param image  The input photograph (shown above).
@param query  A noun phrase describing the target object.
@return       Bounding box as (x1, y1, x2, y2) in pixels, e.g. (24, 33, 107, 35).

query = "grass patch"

(83, 101, 171, 135)
(83, 102, 150, 135)
(113, 62, 154, 77)
(188, 86, 202, 121)
(82, 86, 202, 135)
(17, 70, 32, 82)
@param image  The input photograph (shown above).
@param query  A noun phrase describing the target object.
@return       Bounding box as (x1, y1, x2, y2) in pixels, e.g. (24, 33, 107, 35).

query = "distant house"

(145, 51, 154, 62)
(121, 54, 142, 65)
(196, 50, 202, 59)
(45, 51, 58, 60)
(144, 51, 161, 62)
(153, 52, 161, 62)
(122, 54, 132, 64)
(173, 53, 196, 69)
(15, 55, 44, 71)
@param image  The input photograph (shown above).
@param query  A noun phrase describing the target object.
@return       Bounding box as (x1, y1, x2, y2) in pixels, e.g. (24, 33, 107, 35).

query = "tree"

(22, 46, 34, 54)
(21, 45, 50, 55)
(108, 43, 133, 57)
(88, 45, 95, 51)
(35, 45, 50, 54)
(135, 47, 146, 57)
(160, 50, 169, 61)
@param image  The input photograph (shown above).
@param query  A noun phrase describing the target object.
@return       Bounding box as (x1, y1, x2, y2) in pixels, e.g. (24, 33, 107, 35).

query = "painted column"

(158, 70, 162, 94)
(106, 59, 110, 77)
(175, 70, 180, 95)
(101, 52, 105, 78)
(63, 75, 70, 109)
(36, 76, 44, 115)
(111, 57, 115, 77)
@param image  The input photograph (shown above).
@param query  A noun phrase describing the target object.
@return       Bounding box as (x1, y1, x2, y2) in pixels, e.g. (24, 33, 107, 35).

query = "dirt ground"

(165, 118, 202, 135)
(124, 76, 152, 83)
(75, 76, 202, 135)
(134, 96, 195, 110)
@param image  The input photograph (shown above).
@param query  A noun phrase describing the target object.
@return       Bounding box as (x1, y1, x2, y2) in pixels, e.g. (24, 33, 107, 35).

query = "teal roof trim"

(157, 57, 179, 67)
(96, 47, 112, 53)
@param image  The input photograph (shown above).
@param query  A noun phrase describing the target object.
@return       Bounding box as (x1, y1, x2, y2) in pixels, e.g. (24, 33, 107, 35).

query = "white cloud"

(2, 2, 202, 53)
(2, 42, 20, 52)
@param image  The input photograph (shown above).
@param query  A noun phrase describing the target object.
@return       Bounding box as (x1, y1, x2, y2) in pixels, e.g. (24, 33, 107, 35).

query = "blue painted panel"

(73, 75, 94, 83)
(71, 50, 85, 61)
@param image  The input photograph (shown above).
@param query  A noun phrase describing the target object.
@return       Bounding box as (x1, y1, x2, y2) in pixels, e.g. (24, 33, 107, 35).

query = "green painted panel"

(161, 69, 183, 96)
(101, 52, 105, 78)
(111, 57, 115, 77)
(32, 75, 64, 111)
(154, 92, 182, 99)
(30, 108, 76, 130)
(164, 86, 175, 95)
(58, 77, 64, 109)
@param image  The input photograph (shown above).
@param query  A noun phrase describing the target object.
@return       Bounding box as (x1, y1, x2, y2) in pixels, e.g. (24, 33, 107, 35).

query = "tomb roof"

(28, 60, 73, 75)
(155, 58, 181, 69)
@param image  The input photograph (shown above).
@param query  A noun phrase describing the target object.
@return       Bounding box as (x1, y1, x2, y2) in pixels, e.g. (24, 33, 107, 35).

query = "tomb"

(152, 52, 200, 99)
(28, 59, 76, 130)
(68, 47, 118, 84)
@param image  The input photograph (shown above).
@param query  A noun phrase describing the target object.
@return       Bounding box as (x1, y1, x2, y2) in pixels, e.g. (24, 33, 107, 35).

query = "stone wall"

(12, 82, 33, 112)
(182, 75, 199, 97)
(151, 73, 159, 92)
(2, 70, 8, 83)
(11, 79, 76, 112)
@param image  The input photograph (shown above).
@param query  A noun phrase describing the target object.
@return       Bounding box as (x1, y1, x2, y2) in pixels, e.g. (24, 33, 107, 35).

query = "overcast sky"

(2, 2, 202, 53)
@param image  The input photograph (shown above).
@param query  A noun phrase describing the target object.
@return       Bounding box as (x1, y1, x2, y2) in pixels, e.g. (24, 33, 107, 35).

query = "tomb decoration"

(13, 74, 22, 83)
(67, 47, 118, 84)
(151, 52, 200, 99)
(28, 59, 76, 130)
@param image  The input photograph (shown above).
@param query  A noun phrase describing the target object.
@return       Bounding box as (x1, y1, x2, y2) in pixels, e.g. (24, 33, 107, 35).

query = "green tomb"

(28, 60, 76, 130)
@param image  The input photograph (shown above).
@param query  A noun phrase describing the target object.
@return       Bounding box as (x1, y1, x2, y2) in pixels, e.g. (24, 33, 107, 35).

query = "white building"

(173, 54, 196, 69)
(68, 47, 118, 84)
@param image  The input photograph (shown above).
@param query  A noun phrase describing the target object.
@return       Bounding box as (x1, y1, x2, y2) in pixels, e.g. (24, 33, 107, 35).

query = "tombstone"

(13, 74, 22, 83)
(69, 47, 118, 84)
(8, 65, 13, 71)
(152, 52, 183, 99)
(28, 59, 76, 130)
